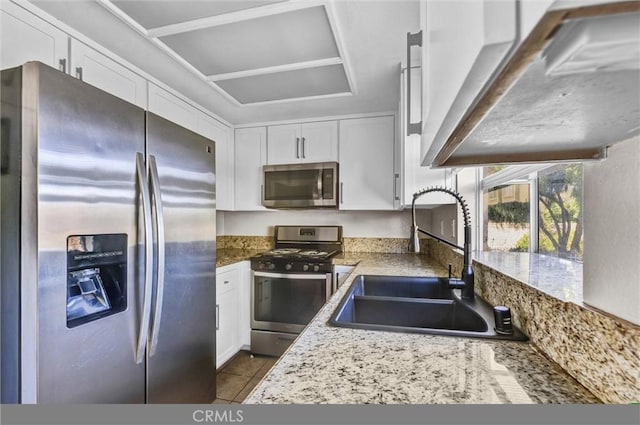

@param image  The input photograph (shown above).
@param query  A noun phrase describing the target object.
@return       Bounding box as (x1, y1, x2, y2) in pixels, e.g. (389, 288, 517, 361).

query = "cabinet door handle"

(59, 59, 67, 74)
(224, 280, 229, 285)
(216, 304, 220, 330)
(301, 137, 306, 159)
(406, 31, 422, 136)
(75, 66, 83, 81)
(394, 173, 400, 201)
(295, 137, 300, 159)
(340, 182, 344, 204)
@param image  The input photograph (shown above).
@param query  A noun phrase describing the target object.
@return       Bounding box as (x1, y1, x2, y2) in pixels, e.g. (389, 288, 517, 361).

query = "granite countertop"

(244, 252, 599, 404)
(216, 248, 262, 268)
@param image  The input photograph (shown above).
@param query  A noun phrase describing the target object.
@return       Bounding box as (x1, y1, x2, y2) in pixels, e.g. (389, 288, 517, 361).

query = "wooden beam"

(437, 148, 607, 168)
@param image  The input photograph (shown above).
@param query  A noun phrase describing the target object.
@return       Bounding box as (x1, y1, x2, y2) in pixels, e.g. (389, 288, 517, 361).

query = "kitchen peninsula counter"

(243, 252, 599, 404)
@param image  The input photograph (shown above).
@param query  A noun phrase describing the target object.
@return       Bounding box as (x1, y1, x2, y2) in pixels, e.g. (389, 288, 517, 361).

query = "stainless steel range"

(250, 225, 343, 356)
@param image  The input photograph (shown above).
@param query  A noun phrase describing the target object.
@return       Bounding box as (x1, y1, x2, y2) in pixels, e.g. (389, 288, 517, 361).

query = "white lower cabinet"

(216, 261, 251, 368)
(216, 265, 238, 367)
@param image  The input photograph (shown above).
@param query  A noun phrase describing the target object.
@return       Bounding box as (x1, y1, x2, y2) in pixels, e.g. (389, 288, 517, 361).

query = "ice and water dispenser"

(66, 234, 128, 328)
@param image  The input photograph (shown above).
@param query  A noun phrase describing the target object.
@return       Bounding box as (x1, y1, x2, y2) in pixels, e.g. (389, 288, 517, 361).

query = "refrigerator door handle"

(135, 153, 154, 364)
(148, 155, 166, 357)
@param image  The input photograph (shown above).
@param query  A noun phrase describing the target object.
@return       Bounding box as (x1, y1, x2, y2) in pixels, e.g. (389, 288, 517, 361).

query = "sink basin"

(329, 275, 528, 341)
(352, 275, 455, 299)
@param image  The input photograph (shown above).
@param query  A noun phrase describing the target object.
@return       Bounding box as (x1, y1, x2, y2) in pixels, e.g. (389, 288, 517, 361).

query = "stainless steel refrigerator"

(1, 62, 216, 403)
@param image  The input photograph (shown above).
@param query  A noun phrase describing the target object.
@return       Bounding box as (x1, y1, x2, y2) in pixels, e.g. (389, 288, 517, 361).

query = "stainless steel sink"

(328, 275, 528, 341)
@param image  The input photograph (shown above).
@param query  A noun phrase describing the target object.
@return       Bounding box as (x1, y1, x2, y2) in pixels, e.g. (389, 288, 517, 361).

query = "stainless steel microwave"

(262, 162, 339, 208)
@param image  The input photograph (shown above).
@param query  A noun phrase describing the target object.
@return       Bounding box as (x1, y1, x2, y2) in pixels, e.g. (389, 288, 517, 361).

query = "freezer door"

(146, 112, 216, 403)
(29, 63, 146, 403)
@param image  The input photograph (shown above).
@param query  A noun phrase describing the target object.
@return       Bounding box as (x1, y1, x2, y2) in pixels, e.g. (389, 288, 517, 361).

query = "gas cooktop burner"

(250, 225, 343, 274)
(258, 248, 337, 260)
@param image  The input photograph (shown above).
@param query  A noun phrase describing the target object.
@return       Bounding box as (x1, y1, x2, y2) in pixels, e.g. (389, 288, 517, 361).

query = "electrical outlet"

(440, 220, 444, 235)
(452, 219, 456, 238)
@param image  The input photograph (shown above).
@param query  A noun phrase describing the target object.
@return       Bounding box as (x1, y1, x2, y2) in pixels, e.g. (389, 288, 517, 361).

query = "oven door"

(251, 271, 332, 334)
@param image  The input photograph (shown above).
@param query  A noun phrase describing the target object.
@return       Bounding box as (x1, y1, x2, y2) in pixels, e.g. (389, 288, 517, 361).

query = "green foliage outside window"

(486, 164, 584, 262)
(538, 164, 583, 261)
(488, 201, 529, 225)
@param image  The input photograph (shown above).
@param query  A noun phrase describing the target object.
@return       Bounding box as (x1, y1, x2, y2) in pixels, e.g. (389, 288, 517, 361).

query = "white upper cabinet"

(0, 1, 67, 71)
(298, 121, 338, 163)
(69, 39, 147, 109)
(235, 127, 267, 211)
(400, 67, 455, 207)
(267, 121, 338, 165)
(0, 3, 146, 110)
(419, 0, 517, 166)
(148, 82, 199, 133)
(266, 124, 299, 164)
(520, 0, 555, 41)
(339, 116, 396, 210)
(197, 113, 233, 211)
(424, 0, 637, 167)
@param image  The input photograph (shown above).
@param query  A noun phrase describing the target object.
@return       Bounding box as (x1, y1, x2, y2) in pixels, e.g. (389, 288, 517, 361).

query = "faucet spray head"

(408, 225, 421, 253)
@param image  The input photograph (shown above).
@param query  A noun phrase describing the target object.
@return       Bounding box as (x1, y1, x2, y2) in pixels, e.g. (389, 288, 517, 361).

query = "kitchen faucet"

(408, 187, 475, 300)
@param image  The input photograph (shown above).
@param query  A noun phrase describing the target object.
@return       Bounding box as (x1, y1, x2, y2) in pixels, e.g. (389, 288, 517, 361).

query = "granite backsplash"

(218, 235, 414, 254)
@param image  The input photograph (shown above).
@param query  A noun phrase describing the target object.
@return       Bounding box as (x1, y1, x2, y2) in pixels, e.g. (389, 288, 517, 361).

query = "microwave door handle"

(317, 171, 323, 199)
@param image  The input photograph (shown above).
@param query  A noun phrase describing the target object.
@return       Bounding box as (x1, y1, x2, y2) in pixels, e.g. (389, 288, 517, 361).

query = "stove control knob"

(313, 264, 320, 272)
(285, 263, 292, 271)
(268, 263, 275, 270)
(258, 262, 265, 270)
(303, 264, 310, 271)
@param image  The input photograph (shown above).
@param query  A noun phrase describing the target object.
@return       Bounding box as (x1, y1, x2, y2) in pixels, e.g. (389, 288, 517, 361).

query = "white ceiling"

(30, 0, 420, 125)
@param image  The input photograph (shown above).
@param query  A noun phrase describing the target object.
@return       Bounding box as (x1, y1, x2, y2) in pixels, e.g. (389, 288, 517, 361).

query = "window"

(483, 183, 530, 252)
(481, 164, 584, 262)
(537, 164, 584, 261)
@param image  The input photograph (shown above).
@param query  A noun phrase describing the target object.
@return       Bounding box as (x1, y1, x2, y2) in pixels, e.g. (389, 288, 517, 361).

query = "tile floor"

(213, 350, 278, 404)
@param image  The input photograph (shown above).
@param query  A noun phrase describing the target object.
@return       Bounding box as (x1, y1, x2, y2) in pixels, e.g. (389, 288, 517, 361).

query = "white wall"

(216, 212, 225, 237)
(430, 204, 458, 245)
(218, 209, 432, 238)
(583, 137, 640, 325)
(413, 168, 479, 249)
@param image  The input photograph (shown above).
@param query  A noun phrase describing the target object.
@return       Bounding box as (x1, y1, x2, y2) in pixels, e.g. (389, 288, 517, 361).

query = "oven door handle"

(253, 271, 329, 280)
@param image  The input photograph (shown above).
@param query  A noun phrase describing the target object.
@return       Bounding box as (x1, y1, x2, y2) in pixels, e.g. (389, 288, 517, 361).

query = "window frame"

(479, 163, 586, 260)
(479, 163, 581, 256)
